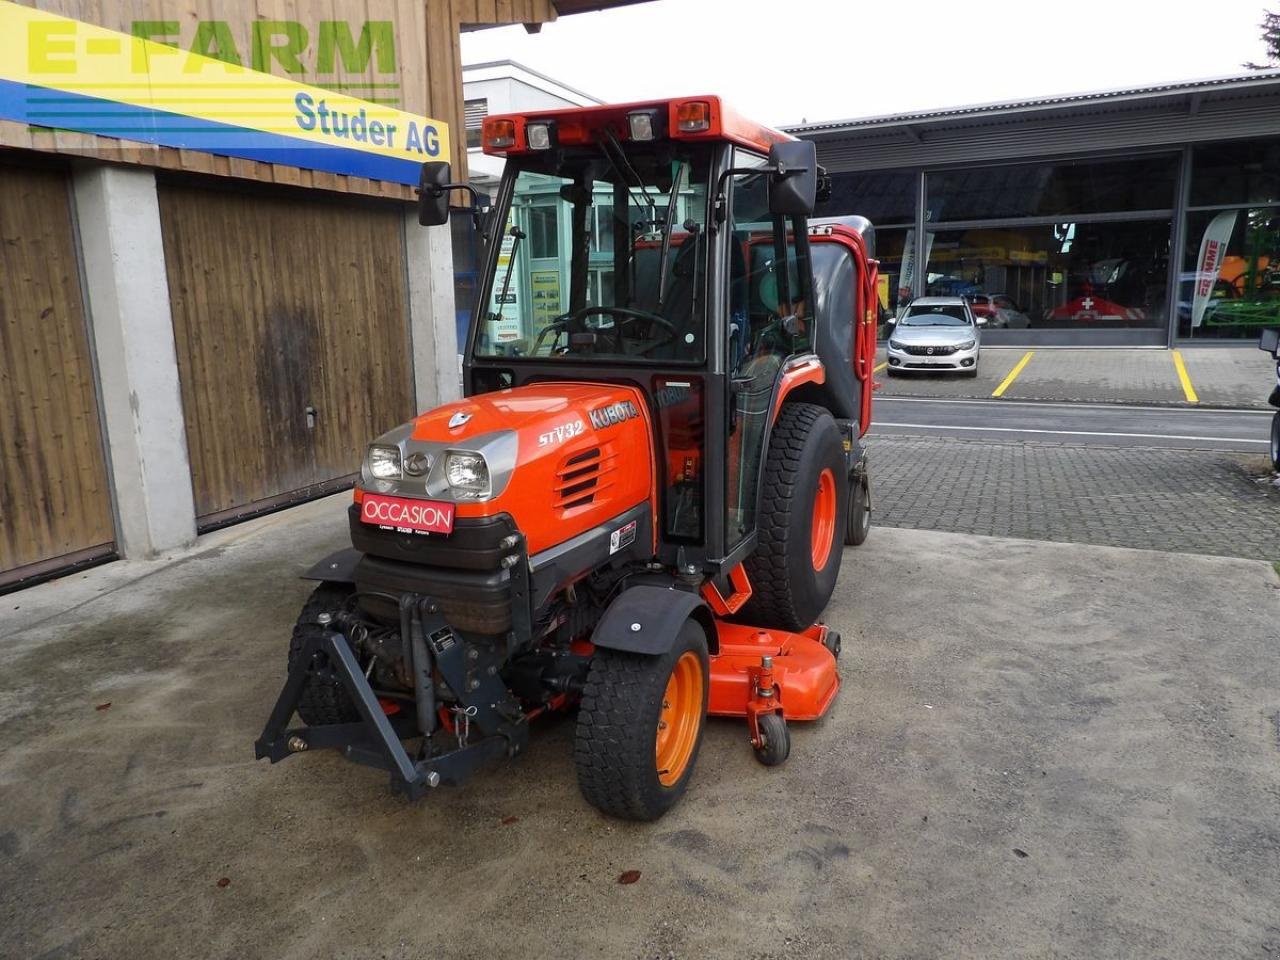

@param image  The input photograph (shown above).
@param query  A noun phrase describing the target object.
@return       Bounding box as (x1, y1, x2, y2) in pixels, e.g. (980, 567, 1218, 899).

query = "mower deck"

(708, 622, 840, 721)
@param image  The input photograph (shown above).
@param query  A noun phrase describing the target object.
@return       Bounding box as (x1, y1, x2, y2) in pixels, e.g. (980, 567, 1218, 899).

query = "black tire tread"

(741, 403, 842, 631)
(574, 623, 707, 821)
(288, 583, 360, 726)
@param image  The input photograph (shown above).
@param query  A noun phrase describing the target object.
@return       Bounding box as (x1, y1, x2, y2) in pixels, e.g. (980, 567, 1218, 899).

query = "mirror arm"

(712, 164, 781, 227)
(419, 181, 484, 209)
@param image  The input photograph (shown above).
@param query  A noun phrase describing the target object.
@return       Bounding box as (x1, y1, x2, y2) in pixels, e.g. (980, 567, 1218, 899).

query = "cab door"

(723, 152, 815, 552)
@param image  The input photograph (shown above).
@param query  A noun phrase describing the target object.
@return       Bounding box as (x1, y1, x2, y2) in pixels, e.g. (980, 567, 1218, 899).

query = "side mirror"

(767, 141, 818, 217)
(1260, 327, 1280, 356)
(417, 161, 452, 226)
(976, 316, 988, 326)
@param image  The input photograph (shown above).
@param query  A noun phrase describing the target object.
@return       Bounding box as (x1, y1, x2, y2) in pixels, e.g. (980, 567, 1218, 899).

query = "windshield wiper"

(600, 129, 657, 225)
(655, 162, 686, 311)
(488, 225, 526, 324)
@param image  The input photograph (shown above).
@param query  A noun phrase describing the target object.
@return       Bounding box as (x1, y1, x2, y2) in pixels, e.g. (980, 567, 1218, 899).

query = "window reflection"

(925, 221, 1170, 329)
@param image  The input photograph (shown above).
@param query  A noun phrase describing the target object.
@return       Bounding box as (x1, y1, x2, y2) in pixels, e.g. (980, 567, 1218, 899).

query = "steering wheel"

(534, 305, 679, 355)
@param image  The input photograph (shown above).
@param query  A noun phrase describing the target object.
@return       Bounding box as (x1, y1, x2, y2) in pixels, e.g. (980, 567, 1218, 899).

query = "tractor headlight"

(958, 339, 977, 351)
(368, 444, 402, 480)
(445, 451, 490, 497)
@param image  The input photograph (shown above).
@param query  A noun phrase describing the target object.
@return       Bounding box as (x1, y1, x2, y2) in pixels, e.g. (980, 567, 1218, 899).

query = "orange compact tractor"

(256, 97, 879, 820)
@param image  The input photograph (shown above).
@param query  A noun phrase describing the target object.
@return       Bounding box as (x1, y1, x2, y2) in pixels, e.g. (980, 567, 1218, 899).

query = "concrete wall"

(73, 164, 198, 559)
(406, 209, 462, 412)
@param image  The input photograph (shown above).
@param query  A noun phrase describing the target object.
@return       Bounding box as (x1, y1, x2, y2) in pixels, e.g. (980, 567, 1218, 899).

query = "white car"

(886, 297, 981, 378)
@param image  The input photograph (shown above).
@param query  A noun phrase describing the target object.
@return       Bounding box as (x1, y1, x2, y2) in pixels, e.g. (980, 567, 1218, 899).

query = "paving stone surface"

(877, 345, 1276, 407)
(869, 434, 1280, 561)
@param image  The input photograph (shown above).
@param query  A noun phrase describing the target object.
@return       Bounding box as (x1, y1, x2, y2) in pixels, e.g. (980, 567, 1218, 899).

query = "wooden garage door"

(0, 159, 116, 590)
(158, 180, 415, 528)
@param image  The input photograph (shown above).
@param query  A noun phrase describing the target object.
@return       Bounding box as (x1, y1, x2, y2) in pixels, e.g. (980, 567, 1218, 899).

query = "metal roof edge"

(461, 59, 603, 105)
(782, 71, 1280, 136)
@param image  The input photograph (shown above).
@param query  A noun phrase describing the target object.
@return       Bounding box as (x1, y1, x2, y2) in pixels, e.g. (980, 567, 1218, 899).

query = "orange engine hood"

(357, 382, 656, 556)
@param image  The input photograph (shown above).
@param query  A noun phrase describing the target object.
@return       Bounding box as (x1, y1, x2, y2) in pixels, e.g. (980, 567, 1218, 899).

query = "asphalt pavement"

(875, 345, 1276, 408)
(3, 498, 1279, 960)
(870, 396, 1273, 451)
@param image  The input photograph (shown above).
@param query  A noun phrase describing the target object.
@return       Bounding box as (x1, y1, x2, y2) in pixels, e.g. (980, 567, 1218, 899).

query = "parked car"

(964, 293, 1031, 329)
(886, 297, 981, 377)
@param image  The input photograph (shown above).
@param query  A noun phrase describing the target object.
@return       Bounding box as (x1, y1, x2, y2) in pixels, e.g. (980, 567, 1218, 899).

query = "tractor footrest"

(707, 621, 839, 721)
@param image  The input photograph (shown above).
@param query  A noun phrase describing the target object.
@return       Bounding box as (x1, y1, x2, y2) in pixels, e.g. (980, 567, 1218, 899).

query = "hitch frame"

(254, 595, 529, 799)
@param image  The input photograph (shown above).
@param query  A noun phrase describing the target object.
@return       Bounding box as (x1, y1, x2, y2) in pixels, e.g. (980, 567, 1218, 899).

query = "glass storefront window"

(924, 220, 1170, 329)
(820, 170, 916, 226)
(926, 155, 1178, 222)
(1190, 139, 1280, 208)
(1178, 207, 1280, 339)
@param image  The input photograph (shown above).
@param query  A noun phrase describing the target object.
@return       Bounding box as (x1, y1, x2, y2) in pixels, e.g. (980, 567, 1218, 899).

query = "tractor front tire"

(288, 583, 360, 726)
(741, 403, 849, 632)
(574, 619, 709, 821)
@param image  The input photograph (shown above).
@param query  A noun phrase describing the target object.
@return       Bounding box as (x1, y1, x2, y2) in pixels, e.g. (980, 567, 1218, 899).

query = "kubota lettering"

(588, 400, 639, 430)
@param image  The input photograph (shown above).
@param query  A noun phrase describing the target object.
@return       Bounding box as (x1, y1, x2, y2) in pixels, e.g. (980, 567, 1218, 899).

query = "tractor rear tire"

(740, 403, 849, 632)
(288, 583, 360, 726)
(574, 619, 709, 821)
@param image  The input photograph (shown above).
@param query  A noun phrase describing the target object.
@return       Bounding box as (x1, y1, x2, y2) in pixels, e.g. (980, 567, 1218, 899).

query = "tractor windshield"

(473, 143, 713, 363)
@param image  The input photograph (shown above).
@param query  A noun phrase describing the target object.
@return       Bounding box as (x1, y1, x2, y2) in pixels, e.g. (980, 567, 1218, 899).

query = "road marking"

(873, 361, 888, 374)
(877, 397, 1270, 416)
(873, 422, 1267, 445)
(1172, 350, 1200, 403)
(991, 351, 1034, 398)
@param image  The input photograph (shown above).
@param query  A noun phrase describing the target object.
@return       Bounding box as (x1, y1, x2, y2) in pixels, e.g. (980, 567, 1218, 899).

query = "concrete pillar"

(405, 209, 461, 413)
(73, 164, 197, 558)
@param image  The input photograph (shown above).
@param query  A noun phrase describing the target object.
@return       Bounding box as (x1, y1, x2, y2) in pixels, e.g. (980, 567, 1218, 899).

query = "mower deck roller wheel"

(288, 583, 360, 726)
(574, 619, 710, 820)
(753, 712, 790, 766)
(846, 473, 871, 547)
(741, 403, 849, 632)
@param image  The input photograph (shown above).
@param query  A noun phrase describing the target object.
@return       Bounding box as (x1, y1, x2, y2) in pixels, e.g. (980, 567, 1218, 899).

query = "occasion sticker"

(360, 494, 454, 535)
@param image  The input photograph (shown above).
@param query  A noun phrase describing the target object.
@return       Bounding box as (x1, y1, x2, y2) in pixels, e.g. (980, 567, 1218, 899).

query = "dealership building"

(787, 72, 1280, 346)
(0, 0, 644, 591)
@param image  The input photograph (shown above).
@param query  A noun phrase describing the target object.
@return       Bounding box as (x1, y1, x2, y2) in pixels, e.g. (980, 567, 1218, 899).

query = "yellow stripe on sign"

(1172, 350, 1199, 403)
(991, 351, 1034, 398)
(873, 361, 888, 374)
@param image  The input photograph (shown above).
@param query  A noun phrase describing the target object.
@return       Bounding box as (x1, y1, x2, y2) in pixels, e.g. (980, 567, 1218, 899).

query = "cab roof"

(480, 95, 795, 157)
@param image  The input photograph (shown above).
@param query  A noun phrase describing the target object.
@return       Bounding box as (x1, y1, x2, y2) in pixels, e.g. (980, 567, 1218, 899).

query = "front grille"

(903, 343, 958, 356)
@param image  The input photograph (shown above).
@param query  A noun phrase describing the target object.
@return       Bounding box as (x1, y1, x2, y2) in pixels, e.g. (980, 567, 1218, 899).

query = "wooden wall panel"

(0, 161, 115, 584)
(158, 180, 415, 522)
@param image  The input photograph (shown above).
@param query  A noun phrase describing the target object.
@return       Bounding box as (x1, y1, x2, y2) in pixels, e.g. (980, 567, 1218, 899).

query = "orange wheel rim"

(655, 651, 704, 787)
(810, 468, 837, 570)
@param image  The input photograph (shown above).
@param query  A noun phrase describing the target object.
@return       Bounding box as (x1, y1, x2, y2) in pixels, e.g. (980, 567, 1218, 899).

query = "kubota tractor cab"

(256, 96, 879, 820)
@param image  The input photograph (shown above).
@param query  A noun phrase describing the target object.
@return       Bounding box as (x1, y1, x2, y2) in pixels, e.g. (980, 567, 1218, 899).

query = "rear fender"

(591, 585, 717, 655)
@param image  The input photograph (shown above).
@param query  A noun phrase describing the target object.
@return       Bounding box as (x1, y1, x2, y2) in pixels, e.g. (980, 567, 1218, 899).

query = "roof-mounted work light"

(627, 109, 662, 141)
(526, 120, 556, 151)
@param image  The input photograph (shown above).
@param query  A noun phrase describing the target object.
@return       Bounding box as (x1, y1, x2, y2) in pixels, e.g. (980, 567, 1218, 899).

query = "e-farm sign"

(0, 1, 448, 186)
